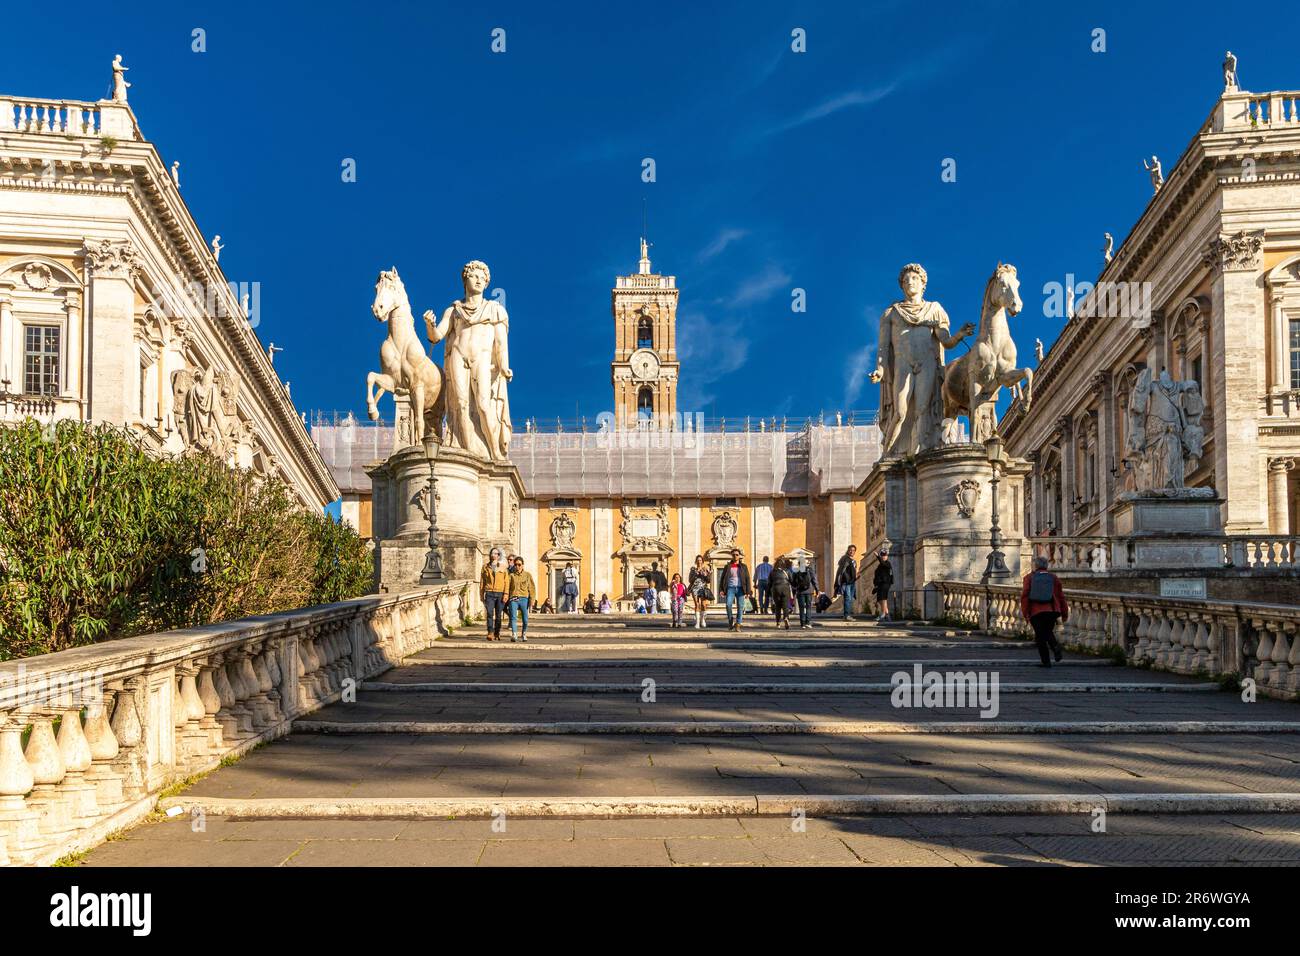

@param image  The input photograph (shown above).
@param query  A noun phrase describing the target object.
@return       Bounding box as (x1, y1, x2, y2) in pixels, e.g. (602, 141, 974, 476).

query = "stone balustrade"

(1031, 537, 1108, 572)
(1029, 534, 1300, 572)
(1, 97, 103, 136)
(933, 579, 1296, 699)
(1228, 536, 1300, 569)
(0, 581, 472, 866)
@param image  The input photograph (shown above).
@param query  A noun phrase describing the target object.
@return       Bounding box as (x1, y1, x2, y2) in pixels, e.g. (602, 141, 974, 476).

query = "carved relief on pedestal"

(549, 512, 577, 550)
(171, 364, 241, 458)
(710, 510, 738, 550)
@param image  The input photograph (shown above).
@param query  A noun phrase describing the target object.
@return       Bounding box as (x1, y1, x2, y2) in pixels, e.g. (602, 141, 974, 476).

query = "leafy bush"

(0, 420, 371, 659)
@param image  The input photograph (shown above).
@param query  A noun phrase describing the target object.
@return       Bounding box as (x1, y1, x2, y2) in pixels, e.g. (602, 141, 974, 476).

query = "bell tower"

(612, 237, 679, 426)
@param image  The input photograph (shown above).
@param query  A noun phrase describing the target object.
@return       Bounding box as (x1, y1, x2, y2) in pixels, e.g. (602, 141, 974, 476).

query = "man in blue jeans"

(718, 549, 753, 631)
(834, 545, 862, 620)
(754, 555, 772, 613)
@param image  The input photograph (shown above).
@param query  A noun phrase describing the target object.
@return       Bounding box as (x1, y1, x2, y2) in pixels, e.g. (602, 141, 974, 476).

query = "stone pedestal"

(861, 443, 1029, 617)
(1112, 491, 1225, 569)
(366, 440, 525, 593)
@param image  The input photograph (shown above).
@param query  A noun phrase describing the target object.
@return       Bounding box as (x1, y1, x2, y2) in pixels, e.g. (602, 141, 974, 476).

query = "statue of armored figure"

(423, 260, 513, 461)
(1124, 367, 1205, 492)
(869, 263, 974, 458)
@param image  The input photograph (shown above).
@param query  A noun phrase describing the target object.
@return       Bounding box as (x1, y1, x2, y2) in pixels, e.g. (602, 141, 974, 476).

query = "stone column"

(1272, 298, 1289, 394)
(1058, 418, 1076, 535)
(82, 238, 140, 423)
(1095, 373, 1117, 534)
(63, 290, 83, 404)
(1268, 458, 1294, 534)
(753, 500, 774, 564)
(1207, 230, 1267, 531)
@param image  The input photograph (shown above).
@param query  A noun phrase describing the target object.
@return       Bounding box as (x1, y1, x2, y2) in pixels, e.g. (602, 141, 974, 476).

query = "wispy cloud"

(729, 263, 791, 307)
(698, 227, 749, 263)
(757, 84, 897, 140)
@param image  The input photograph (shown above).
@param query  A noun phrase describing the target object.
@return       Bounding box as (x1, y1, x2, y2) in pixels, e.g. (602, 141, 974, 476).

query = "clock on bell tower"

(611, 237, 680, 426)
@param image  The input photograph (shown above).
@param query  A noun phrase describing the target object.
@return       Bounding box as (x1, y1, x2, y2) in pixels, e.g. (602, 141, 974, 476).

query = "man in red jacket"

(1020, 555, 1067, 666)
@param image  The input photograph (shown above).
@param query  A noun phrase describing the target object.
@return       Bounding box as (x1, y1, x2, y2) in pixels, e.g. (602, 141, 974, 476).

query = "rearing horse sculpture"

(941, 262, 1031, 443)
(366, 268, 444, 444)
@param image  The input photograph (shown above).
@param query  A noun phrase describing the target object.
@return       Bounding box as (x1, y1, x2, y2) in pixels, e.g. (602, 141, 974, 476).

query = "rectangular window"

(551, 498, 576, 509)
(1290, 319, 1300, 391)
(635, 497, 657, 508)
(786, 496, 810, 507)
(23, 325, 60, 395)
(714, 497, 738, 508)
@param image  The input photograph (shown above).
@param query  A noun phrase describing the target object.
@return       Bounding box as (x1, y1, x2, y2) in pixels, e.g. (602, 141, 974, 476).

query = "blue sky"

(5, 0, 1291, 425)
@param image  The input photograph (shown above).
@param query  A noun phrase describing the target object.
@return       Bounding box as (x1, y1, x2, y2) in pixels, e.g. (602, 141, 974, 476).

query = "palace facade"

(0, 82, 336, 509)
(1000, 83, 1300, 539)
(511, 243, 881, 606)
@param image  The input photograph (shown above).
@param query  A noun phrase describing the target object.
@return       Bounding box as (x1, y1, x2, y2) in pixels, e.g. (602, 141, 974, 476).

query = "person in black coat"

(871, 548, 894, 622)
(767, 557, 795, 629)
(717, 549, 753, 631)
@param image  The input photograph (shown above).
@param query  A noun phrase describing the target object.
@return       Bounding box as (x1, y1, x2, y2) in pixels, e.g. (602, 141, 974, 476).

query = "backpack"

(792, 569, 810, 592)
(1028, 571, 1056, 603)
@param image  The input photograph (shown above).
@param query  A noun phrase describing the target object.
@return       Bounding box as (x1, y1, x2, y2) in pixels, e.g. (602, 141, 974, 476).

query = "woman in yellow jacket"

(507, 555, 537, 642)
(480, 548, 510, 641)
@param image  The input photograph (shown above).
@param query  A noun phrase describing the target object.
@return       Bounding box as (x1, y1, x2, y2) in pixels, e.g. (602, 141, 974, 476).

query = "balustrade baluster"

(24, 714, 73, 838)
(0, 717, 41, 863)
(82, 690, 124, 808)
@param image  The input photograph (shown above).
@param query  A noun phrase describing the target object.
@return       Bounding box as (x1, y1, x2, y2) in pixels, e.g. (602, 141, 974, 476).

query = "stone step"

(426, 640, 1024, 651)
(360, 681, 1218, 694)
(395, 657, 1116, 669)
(293, 719, 1300, 735)
(155, 791, 1300, 819)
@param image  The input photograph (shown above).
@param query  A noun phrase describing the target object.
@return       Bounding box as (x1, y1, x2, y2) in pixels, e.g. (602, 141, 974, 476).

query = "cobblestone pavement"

(78, 614, 1300, 867)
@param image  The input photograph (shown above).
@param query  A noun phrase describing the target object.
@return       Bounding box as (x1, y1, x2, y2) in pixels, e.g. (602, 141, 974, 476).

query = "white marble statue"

(367, 268, 444, 445)
(211, 235, 223, 262)
(171, 161, 180, 187)
(1034, 338, 1044, 363)
(941, 262, 1030, 442)
(1124, 367, 1206, 492)
(870, 263, 974, 457)
(267, 342, 283, 366)
(1223, 51, 1237, 91)
(110, 55, 130, 104)
(424, 260, 512, 461)
(1103, 232, 1113, 263)
(1144, 156, 1163, 193)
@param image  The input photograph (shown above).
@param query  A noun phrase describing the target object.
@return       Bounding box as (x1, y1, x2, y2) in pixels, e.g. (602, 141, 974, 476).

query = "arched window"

(636, 316, 653, 349)
(637, 386, 654, 421)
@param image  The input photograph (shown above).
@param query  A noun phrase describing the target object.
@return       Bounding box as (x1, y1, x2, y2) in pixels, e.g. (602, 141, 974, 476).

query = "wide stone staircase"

(80, 612, 1300, 866)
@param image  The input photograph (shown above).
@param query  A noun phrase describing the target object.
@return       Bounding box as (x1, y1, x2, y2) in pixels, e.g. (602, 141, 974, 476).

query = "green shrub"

(0, 420, 371, 659)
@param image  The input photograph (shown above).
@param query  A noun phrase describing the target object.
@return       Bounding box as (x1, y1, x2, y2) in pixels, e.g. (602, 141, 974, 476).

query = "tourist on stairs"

(689, 554, 713, 628)
(872, 548, 894, 623)
(1020, 555, 1067, 667)
(792, 559, 820, 629)
(479, 547, 510, 641)
(719, 549, 752, 631)
(768, 557, 794, 629)
(754, 555, 773, 614)
(507, 555, 536, 642)
(834, 544, 864, 620)
(668, 573, 687, 627)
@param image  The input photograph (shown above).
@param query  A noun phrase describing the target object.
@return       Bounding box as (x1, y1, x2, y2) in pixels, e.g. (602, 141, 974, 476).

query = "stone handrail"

(932, 580, 1298, 700)
(0, 581, 473, 866)
(1228, 536, 1300, 569)
(1030, 537, 1108, 572)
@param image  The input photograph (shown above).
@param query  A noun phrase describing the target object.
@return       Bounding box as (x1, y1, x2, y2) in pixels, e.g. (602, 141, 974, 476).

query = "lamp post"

(982, 431, 1012, 582)
(419, 437, 446, 585)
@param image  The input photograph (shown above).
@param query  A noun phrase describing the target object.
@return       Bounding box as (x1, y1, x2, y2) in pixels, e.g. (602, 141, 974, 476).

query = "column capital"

(82, 238, 141, 281)
(1268, 456, 1295, 473)
(1204, 229, 1265, 274)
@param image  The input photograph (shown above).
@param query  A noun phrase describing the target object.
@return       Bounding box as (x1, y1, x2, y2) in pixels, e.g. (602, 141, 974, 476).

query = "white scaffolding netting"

(512, 423, 882, 499)
(311, 415, 395, 495)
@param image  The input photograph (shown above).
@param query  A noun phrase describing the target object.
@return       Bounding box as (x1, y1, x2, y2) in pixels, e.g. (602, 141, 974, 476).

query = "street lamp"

(981, 431, 1012, 581)
(419, 437, 446, 585)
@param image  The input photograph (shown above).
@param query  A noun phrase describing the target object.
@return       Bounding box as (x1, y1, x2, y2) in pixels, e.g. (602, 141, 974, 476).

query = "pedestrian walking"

(834, 545, 863, 620)
(768, 557, 794, 629)
(718, 549, 752, 631)
(689, 554, 713, 628)
(791, 559, 820, 629)
(561, 562, 579, 613)
(644, 582, 658, 614)
(479, 547, 509, 641)
(754, 555, 773, 613)
(669, 573, 687, 627)
(1020, 555, 1067, 667)
(872, 548, 894, 623)
(507, 555, 536, 642)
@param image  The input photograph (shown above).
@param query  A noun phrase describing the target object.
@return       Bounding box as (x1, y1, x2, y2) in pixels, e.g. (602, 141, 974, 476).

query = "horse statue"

(941, 262, 1031, 443)
(366, 268, 444, 444)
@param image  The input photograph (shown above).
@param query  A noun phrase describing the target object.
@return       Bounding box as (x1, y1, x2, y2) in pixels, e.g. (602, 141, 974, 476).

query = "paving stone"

(286, 839, 484, 867)
(479, 838, 671, 866)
